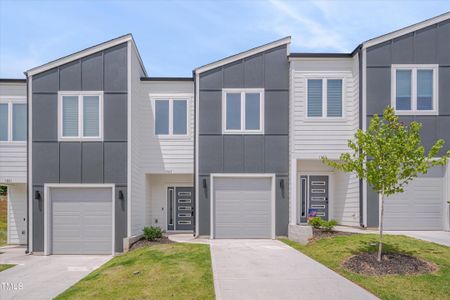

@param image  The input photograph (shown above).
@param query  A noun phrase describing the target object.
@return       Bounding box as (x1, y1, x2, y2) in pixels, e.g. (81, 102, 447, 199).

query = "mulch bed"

(310, 228, 354, 241)
(129, 236, 173, 251)
(343, 252, 437, 276)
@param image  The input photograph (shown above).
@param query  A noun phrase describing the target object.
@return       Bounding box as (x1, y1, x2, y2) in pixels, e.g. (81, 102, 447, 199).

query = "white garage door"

(213, 177, 273, 239)
(384, 178, 444, 230)
(50, 187, 113, 254)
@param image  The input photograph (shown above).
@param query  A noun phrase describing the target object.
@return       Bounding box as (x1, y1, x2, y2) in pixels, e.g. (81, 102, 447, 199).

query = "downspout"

(192, 70, 196, 237)
(357, 46, 365, 228)
(24, 72, 30, 254)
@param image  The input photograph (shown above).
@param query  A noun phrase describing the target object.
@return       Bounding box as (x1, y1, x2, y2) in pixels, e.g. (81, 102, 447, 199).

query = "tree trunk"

(377, 190, 385, 262)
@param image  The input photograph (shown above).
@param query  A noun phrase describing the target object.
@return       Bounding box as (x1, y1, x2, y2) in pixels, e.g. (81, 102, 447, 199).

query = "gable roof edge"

(194, 36, 291, 74)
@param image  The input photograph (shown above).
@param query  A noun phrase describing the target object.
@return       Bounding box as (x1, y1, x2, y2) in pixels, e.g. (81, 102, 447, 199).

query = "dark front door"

(299, 175, 329, 223)
(167, 186, 194, 231)
(309, 176, 329, 221)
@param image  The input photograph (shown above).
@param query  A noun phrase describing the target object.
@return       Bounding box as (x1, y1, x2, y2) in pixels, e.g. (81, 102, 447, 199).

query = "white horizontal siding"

(7, 183, 27, 244)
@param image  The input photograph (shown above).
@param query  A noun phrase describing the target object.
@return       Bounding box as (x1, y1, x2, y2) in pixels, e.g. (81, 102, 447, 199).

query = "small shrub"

(308, 217, 323, 229)
(321, 219, 337, 231)
(143, 226, 163, 241)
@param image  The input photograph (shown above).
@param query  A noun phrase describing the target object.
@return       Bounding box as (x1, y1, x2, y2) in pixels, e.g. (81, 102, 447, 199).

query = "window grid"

(58, 92, 103, 141)
(306, 78, 343, 119)
(391, 64, 438, 115)
(222, 89, 264, 134)
(151, 96, 189, 137)
(0, 98, 27, 143)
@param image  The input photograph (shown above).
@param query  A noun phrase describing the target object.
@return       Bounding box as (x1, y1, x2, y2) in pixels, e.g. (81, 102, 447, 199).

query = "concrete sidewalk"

(335, 226, 450, 247)
(210, 239, 378, 300)
(0, 246, 111, 300)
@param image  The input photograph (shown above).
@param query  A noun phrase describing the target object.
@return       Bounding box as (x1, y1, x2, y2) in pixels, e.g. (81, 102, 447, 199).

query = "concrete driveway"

(210, 239, 378, 300)
(0, 246, 111, 300)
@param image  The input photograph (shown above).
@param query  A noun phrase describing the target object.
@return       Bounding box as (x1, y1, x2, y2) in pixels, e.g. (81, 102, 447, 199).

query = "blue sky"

(1, 0, 449, 78)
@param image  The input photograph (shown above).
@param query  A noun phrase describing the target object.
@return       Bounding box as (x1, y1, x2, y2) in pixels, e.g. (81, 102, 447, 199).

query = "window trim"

(222, 88, 265, 134)
(58, 91, 104, 141)
(0, 97, 27, 144)
(391, 64, 439, 116)
(305, 77, 345, 121)
(149, 93, 191, 138)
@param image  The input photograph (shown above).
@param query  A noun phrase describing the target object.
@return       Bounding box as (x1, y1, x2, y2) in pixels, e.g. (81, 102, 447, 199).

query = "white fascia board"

(363, 12, 450, 49)
(26, 34, 133, 76)
(194, 36, 291, 74)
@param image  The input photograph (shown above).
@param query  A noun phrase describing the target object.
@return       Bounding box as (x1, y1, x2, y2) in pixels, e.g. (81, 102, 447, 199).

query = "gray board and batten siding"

(197, 45, 290, 236)
(31, 42, 128, 252)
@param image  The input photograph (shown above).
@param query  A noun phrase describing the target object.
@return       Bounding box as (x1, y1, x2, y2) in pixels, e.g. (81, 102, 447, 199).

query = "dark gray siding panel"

(32, 94, 57, 141)
(223, 61, 244, 88)
(244, 136, 264, 173)
(276, 176, 289, 235)
(367, 41, 391, 67)
(198, 175, 211, 235)
(59, 60, 81, 91)
(199, 136, 223, 174)
(104, 93, 128, 141)
(32, 186, 44, 252)
(33, 68, 59, 93)
(104, 142, 127, 185)
(366, 68, 390, 115)
(59, 142, 82, 183)
(81, 52, 103, 91)
(264, 47, 289, 90)
(244, 54, 264, 88)
(437, 20, 450, 65)
(104, 43, 127, 92)
(437, 116, 450, 156)
(265, 91, 289, 134)
(415, 116, 437, 152)
(439, 67, 450, 114)
(392, 34, 414, 64)
(199, 69, 223, 90)
(414, 25, 437, 64)
(223, 135, 244, 173)
(32, 142, 59, 186)
(199, 91, 222, 134)
(115, 186, 127, 252)
(264, 135, 288, 174)
(82, 142, 104, 183)
(367, 188, 378, 227)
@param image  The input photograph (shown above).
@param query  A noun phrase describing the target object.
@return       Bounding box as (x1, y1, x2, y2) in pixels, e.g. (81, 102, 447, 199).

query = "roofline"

(194, 36, 291, 74)
(25, 34, 139, 76)
(363, 11, 450, 49)
(0, 78, 27, 83)
(289, 53, 352, 59)
(140, 77, 193, 82)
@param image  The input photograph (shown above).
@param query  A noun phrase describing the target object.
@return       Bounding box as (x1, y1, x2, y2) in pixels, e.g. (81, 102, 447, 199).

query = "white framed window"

(222, 89, 264, 134)
(150, 94, 190, 137)
(391, 64, 438, 115)
(0, 97, 26, 143)
(306, 78, 343, 119)
(58, 91, 103, 141)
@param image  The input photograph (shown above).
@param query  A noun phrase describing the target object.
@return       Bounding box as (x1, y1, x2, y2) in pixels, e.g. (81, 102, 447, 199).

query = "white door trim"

(43, 183, 115, 255)
(298, 172, 334, 222)
(210, 173, 276, 239)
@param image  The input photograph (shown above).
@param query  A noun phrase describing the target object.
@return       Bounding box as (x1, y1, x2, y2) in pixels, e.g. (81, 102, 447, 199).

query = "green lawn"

(0, 264, 15, 272)
(281, 234, 450, 300)
(0, 198, 6, 246)
(55, 243, 215, 300)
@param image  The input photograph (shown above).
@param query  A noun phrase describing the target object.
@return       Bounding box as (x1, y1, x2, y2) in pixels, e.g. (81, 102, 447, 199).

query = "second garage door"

(50, 187, 113, 254)
(213, 177, 273, 239)
(384, 177, 444, 230)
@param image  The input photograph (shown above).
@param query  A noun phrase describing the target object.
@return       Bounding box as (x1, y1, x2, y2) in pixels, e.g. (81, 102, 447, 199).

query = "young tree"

(322, 107, 449, 262)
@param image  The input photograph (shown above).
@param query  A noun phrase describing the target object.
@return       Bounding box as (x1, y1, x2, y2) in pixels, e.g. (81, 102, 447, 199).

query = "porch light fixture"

(118, 190, 124, 200)
(202, 178, 207, 189)
(34, 190, 41, 200)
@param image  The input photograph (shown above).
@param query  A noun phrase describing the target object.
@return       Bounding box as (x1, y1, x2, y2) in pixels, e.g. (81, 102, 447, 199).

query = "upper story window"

(0, 98, 26, 143)
(58, 91, 103, 141)
(392, 65, 438, 115)
(222, 89, 264, 134)
(307, 78, 343, 118)
(151, 95, 190, 137)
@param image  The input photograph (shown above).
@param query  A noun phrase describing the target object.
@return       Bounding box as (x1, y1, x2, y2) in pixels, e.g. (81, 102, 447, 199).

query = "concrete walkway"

(0, 246, 111, 300)
(210, 239, 378, 300)
(335, 226, 450, 247)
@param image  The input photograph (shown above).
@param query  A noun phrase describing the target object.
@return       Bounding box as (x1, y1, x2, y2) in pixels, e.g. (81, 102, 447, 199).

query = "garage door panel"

(214, 177, 272, 239)
(384, 177, 443, 230)
(50, 187, 113, 254)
